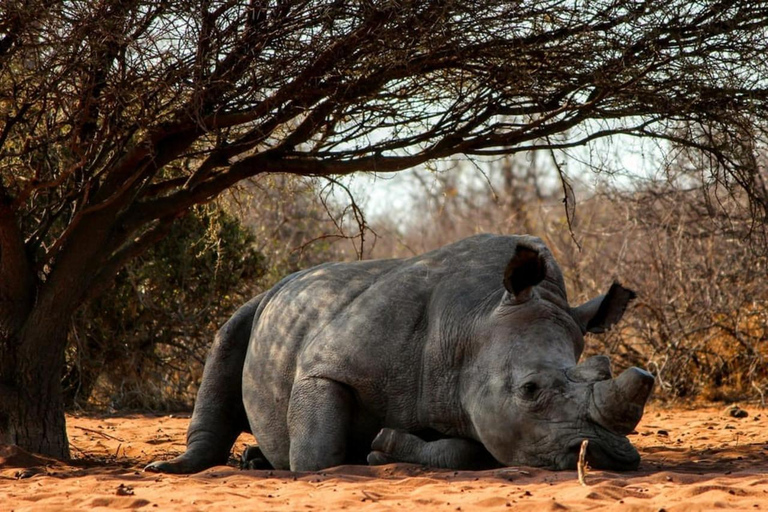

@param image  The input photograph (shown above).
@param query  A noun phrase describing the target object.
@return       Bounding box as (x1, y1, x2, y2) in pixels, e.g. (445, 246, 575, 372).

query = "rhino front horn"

(589, 367, 654, 435)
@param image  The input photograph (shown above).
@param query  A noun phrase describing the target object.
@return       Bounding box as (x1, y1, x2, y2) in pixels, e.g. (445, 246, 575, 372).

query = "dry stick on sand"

(74, 426, 124, 442)
(577, 439, 589, 486)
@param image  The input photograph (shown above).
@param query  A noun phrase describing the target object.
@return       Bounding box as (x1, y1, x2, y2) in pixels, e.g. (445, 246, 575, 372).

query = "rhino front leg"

(287, 377, 354, 471)
(367, 429, 500, 470)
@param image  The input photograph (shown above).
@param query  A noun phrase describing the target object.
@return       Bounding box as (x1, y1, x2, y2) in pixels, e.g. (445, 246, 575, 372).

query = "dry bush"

(226, 175, 369, 272)
(73, 159, 765, 409)
(596, 186, 768, 401)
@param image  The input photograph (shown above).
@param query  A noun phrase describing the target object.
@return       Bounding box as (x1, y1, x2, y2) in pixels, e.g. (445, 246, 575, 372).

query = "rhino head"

(463, 245, 653, 471)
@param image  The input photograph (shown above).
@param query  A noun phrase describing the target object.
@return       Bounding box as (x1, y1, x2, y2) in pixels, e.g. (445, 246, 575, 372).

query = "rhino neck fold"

(418, 333, 475, 438)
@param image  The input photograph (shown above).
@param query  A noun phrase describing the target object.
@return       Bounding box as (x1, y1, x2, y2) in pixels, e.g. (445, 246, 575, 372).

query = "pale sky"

(343, 132, 667, 220)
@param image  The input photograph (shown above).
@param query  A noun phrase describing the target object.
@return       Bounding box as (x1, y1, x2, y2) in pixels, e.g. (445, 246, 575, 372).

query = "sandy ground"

(1, 404, 767, 511)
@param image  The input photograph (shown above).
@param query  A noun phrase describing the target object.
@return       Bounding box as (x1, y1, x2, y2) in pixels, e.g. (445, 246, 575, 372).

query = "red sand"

(2, 404, 767, 511)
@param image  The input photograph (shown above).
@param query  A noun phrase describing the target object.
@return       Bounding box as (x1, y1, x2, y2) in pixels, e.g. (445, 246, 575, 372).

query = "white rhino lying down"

(146, 234, 653, 473)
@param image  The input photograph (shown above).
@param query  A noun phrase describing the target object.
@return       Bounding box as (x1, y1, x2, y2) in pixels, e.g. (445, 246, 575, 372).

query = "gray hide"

(146, 234, 653, 473)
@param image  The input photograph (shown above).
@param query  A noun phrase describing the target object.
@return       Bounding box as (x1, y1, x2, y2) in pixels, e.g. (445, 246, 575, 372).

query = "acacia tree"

(1, 0, 767, 458)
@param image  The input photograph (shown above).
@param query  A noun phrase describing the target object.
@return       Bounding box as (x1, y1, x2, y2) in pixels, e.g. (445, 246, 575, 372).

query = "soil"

(1, 403, 767, 511)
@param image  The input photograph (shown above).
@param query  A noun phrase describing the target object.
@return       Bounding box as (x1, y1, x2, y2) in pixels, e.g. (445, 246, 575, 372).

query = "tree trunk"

(0, 352, 69, 459)
(0, 311, 71, 459)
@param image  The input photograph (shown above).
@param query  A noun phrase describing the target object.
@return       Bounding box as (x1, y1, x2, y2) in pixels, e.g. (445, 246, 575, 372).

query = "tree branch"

(83, 215, 178, 304)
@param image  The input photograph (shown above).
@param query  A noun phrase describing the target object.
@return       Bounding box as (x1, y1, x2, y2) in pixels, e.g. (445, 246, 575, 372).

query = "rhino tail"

(145, 293, 264, 474)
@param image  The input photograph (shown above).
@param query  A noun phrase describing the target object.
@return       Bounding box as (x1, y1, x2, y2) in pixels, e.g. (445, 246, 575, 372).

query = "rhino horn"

(589, 367, 654, 435)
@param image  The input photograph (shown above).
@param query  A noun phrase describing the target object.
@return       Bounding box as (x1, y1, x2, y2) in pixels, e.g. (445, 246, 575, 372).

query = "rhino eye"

(520, 381, 539, 400)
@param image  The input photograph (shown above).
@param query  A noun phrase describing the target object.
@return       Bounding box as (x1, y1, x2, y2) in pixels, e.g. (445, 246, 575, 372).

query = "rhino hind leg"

(145, 295, 264, 474)
(367, 428, 500, 470)
(287, 377, 355, 471)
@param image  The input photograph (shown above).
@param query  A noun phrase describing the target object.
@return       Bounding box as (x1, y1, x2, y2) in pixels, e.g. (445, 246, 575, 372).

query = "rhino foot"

(367, 428, 423, 465)
(144, 448, 227, 474)
(240, 444, 273, 470)
(367, 450, 396, 465)
(368, 428, 500, 470)
(144, 456, 205, 474)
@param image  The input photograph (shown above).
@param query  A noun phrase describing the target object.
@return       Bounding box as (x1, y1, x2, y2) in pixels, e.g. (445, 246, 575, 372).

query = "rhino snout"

(588, 367, 654, 435)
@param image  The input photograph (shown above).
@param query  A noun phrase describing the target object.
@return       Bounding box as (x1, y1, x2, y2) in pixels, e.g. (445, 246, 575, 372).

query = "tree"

(1, 0, 768, 458)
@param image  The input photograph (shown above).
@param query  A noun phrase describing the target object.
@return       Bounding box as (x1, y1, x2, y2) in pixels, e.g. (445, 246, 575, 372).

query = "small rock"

(724, 405, 748, 418)
(116, 484, 134, 496)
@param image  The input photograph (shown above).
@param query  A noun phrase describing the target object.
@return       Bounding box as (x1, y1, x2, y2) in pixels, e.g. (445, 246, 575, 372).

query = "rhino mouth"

(535, 422, 641, 471)
(511, 423, 641, 471)
(559, 430, 640, 471)
(577, 437, 640, 471)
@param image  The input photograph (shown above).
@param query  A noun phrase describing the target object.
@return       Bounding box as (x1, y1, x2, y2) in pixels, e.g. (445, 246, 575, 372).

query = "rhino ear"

(571, 282, 636, 334)
(503, 246, 546, 299)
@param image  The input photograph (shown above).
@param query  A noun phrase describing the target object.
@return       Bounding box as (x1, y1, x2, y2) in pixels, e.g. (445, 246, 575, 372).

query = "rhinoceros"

(146, 234, 653, 474)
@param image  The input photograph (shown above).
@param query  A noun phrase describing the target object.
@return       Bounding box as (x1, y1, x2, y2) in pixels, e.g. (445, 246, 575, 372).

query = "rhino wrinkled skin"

(146, 234, 654, 474)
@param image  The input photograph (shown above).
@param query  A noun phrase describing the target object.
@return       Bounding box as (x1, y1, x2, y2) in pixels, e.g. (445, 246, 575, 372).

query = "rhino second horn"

(566, 355, 613, 382)
(589, 367, 655, 435)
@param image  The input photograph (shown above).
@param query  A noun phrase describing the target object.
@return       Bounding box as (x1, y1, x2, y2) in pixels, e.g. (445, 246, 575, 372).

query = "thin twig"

(577, 439, 589, 486)
(546, 137, 581, 251)
(752, 381, 766, 408)
(74, 426, 125, 442)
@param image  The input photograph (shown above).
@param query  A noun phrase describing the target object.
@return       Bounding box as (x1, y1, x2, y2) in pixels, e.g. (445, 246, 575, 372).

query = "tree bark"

(0, 323, 69, 459)
(0, 186, 34, 340)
